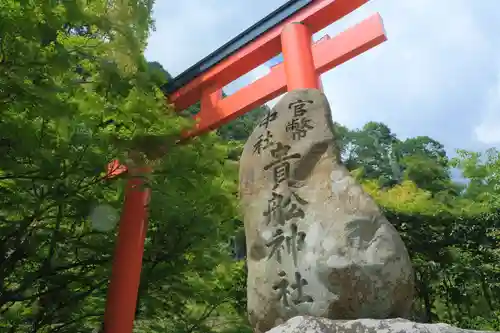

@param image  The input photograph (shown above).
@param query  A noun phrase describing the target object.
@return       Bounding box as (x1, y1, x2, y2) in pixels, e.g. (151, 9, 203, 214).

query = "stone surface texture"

(266, 316, 499, 333)
(239, 89, 414, 333)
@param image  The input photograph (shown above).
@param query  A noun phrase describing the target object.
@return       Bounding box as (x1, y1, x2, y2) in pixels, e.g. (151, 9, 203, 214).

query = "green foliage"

(148, 61, 173, 84)
(451, 148, 500, 206)
(0, 1, 244, 332)
(355, 140, 500, 328)
(336, 122, 455, 193)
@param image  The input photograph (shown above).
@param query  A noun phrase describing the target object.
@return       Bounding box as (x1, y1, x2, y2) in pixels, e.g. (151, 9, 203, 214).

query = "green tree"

(363, 179, 500, 328)
(0, 1, 246, 332)
(342, 122, 500, 328)
(396, 136, 456, 195)
(335, 122, 455, 196)
(347, 122, 400, 184)
(451, 148, 500, 206)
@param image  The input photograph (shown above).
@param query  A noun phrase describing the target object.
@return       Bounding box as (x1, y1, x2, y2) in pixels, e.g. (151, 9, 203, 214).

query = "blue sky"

(145, 0, 500, 156)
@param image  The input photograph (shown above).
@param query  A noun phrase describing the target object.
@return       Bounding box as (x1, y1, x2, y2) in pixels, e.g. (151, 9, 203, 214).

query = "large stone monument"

(239, 89, 414, 333)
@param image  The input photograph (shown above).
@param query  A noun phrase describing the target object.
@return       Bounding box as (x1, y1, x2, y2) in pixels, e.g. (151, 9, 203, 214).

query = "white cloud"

(475, 66, 500, 144)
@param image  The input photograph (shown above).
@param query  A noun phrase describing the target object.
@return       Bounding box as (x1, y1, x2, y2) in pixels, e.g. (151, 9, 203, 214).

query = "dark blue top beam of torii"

(161, 0, 313, 95)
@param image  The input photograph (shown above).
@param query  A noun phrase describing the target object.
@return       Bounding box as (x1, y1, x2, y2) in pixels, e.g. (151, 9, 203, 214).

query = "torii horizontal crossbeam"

(167, 0, 370, 112)
(183, 13, 386, 138)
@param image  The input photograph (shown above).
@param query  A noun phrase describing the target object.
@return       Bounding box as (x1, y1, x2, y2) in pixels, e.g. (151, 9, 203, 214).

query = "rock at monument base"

(266, 316, 500, 333)
(239, 89, 414, 333)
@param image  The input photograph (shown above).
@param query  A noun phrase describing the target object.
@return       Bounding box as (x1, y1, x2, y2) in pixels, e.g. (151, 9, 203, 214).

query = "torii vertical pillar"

(103, 166, 150, 333)
(281, 23, 320, 91)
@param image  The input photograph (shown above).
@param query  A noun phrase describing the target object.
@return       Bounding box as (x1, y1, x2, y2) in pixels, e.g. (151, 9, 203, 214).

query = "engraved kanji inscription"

(266, 223, 307, 264)
(258, 110, 278, 128)
(288, 99, 313, 117)
(264, 142, 301, 189)
(282, 191, 308, 221)
(253, 129, 274, 155)
(285, 223, 307, 266)
(273, 270, 291, 307)
(285, 117, 314, 140)
(291, 271, 314, 304)
(273, 270, 314, 308)
(266, 227, 285, 263)
(262, 190, 308, 226)
(263, 192, 284, 226)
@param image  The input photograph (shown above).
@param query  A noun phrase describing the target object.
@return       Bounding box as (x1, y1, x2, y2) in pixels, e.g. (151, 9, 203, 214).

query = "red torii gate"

(102, 1, 387, 332)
